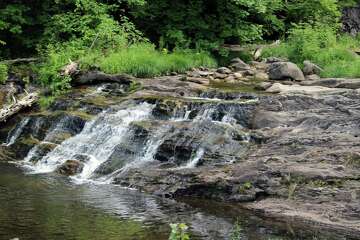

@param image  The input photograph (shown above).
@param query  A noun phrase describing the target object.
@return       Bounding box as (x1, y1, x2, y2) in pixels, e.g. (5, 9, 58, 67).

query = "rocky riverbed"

(1, 58, 360, 238)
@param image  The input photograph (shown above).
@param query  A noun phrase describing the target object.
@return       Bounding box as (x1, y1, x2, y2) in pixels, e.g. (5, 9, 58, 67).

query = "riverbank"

(1, 58, 360, 239)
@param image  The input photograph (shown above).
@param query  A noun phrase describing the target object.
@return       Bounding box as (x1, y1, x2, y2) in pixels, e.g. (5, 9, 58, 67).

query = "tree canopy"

(0, 0, 357, 58)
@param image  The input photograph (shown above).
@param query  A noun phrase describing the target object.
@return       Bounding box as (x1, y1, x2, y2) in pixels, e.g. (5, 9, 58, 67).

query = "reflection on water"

(0, 162, 352, 240)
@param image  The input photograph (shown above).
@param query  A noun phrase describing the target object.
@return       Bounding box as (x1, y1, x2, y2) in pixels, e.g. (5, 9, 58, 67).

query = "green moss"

(238, 181, 253, 193)
(20, 136, 41, 146)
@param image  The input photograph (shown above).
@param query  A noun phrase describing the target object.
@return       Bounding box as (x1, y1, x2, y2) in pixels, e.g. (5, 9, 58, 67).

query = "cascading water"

(23, 103, 154, 181)
(182, 148, 205, 169)
(3, 117, 30, 146)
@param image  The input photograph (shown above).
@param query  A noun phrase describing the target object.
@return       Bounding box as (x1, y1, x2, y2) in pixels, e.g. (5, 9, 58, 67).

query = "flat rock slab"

(266, 83, 349, 95)
(301, 78, 360, 89)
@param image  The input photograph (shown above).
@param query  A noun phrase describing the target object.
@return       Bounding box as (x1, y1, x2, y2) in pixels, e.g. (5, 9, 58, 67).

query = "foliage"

(263, 23, 360, 78)
(91, 43, 216, 77)
(169, 223, 190, 240)
(0, 63, 8, 84)
(39, 95, 56, 109)
(230, 220, 243, 240)
(131, 0, 284, 50)
(37, 0, 144, 95)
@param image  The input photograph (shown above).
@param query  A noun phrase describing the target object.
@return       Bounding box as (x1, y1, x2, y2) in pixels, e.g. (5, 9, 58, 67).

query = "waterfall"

(177, 148, 205, 169)
(24, 103, 154, 181)
(4, 117, 30, 146)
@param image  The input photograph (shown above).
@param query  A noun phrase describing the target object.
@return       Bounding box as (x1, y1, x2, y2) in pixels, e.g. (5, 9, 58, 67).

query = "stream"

(0, 161, 306, 240)
(1, 81, 358, 240)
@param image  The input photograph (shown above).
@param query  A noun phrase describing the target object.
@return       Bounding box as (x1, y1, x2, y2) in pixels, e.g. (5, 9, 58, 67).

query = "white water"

(178, 148, 205, 169)
(24, 103, 154, 181)
(4, 117, 30, 146)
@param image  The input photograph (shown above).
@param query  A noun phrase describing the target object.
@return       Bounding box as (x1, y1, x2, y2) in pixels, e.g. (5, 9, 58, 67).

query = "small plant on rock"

(230, 220, 243, 240)
(169, 223, 190, 240)
(0, 63, 8, 84)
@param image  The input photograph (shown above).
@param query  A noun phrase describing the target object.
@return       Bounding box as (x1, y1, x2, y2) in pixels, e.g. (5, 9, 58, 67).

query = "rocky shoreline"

(1, 58, 360, 238)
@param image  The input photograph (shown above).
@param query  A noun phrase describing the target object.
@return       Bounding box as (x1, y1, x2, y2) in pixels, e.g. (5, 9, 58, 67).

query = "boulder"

(186, 77, 209, 85)
(216, 67, 232, 74)
(254, 72, 269, 81)
(268, 62, 305, 81)
(56, 160, 84, 176)
(255, 82, 272, 91)
(250, 61, 268, 70)
(303, 60, 323, 76)
(229, 58, 251, 71)
(233, 72, 244, 79)
(266, 83, 348, 94)
(214, 72, 228, 79)
(300, 78, 360, 89)
(305, 74, 321, 81)
(265, 57, 287, 63)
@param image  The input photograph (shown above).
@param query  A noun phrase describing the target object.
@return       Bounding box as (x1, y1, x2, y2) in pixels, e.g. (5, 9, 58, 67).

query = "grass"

(38, 42, 217, 95)
(0, 63, 8, 84)
(262, 24, 360, 78)
(82, 43, 217, 77)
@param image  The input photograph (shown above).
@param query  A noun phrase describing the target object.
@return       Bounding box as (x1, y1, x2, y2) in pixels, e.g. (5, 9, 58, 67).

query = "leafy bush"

(37, 0, 140, 95)
(169, 223, 190, 240)
(263, 24, 360, 78)
(0, 63, 8, 84)
(131, 0, 284, 50)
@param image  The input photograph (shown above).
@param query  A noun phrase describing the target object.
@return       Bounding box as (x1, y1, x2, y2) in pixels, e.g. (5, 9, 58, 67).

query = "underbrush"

(262, 24, 360, 78)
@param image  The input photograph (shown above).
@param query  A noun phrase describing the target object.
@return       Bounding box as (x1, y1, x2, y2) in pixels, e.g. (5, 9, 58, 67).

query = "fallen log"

(0, 58, 39, 65)
(72, 71, 133, 86)
(60, 61, 133, 86)
(0, 92, 39, 122)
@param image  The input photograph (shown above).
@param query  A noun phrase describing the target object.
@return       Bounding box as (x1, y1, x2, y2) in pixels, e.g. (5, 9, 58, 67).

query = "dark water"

(0, 162, 352, 240)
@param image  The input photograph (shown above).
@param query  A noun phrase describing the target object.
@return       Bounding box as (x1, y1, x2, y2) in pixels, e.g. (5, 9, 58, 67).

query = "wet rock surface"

(1, 68, 360, 238)
(56, 160, 84, 175)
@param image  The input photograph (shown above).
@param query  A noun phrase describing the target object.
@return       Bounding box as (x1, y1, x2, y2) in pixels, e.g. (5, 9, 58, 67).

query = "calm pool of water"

(0, 162, 351, 240)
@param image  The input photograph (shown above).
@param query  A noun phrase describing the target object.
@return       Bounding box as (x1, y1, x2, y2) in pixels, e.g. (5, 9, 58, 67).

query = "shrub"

(262, 24, 360, 78)
(0, 63, 8, 84)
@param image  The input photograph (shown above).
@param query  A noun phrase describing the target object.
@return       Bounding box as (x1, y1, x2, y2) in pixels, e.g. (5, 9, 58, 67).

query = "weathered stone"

(56, 160, 84, 176)
(266, 83, 348, 94)
(303, 60, 323, 76)
(265, 57, 287, 63)
(268, 62, 305, 81)
(255, 82, 272, 91)
(300, 78, 360, 89)
(250, 61, 268, 70)
(305, 74, 321, 81)
(216, 67, 232, 74)
(229, 58, 251, 71)
(254, 72, 269, 81)
(186, 77, 209, 85)
(224, 75, 237, 83)
(233, 72, 244, 79)
(213, 72, 228, 79)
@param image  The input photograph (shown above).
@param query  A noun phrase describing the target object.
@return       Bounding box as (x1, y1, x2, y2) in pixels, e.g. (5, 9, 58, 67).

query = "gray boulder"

(216, 67, 232, 74)
(303, 60, 323, 76)
(229, 58, 251, 71)
(265, 57, 287, 63)
(268, 62, 305, 81)
(56, 160, 84, 176)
